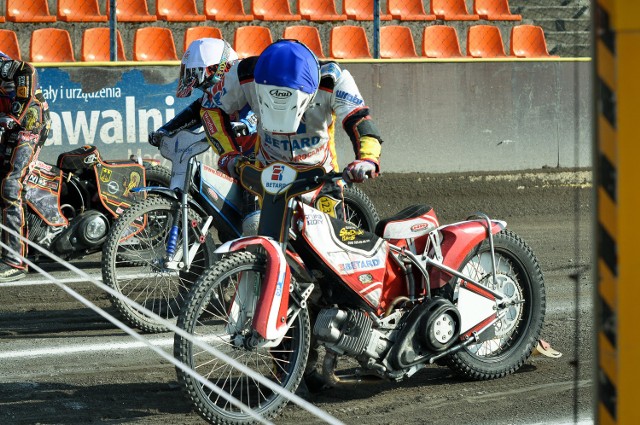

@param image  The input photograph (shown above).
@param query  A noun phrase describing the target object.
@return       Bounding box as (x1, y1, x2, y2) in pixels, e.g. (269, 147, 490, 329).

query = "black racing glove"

(148, 129, 169, 147)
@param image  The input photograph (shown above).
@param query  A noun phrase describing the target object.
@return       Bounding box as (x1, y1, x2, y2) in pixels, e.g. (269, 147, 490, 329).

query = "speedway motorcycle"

(0, 116, 171, 262)
(101, 129, 379, 333)
(173, 161, 546, 424)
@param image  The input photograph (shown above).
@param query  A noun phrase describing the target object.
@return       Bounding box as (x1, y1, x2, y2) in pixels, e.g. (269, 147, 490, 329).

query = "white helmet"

(254, 40, 320, 134)
(177, 38, 238, 98)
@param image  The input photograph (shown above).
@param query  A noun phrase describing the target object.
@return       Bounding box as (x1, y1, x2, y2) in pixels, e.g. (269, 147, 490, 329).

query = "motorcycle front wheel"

(444, 229, 546, 380)
(101, 197, 217, 333)
(343, 184, 379, 232)
(175, 251, 310, 425)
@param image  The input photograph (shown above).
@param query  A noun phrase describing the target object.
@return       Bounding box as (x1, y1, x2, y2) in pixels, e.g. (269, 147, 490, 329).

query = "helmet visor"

(176, 64, 207, 98)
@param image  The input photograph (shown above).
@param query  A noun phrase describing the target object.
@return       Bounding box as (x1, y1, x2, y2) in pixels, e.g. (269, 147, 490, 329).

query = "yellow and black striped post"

(596, 1, 640, 423)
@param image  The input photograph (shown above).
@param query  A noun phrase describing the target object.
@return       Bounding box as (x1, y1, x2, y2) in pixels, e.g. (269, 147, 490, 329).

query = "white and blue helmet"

(177, 38, 238, 98)
(254, 40, 320, 134)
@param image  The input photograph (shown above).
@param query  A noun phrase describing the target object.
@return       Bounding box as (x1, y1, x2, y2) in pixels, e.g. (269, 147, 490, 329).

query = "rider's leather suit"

(0, 53, 51, 268)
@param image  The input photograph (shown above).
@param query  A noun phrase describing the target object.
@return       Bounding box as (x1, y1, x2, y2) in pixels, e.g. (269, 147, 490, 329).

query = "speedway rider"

(0, 51, 51, 282)
(205, 38, 384, 392)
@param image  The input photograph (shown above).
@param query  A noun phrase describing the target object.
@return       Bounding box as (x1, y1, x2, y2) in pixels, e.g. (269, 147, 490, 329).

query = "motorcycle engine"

(53, 210, 110, 255)
(28, 214, 66, 252)
(314, 308, 392, 360)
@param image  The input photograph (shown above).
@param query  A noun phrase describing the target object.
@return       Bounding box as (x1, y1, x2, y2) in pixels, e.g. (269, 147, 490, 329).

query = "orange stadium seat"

(422, 25, 464, 58)
(474, 0, 521, 21)
(156, 0, 205, 22)
(204, 0, 253, 21)
(106, 0, 156, 22)
(388, 0, 436, 21)
(252, 0, 301, 21)
(283, 26, 325, 58)
(234, 26, 273, 58)
(330, 26, 372, 59)
(57, 0, 107, 22)
(298, 0, 347, 21)
(380, 26, 418, 58)
(30, 28, 75, 62)
(343, 0, 392, 21)
(431, 0, 479, 21)
(510, 25, 558, 58)
(0, 30, 21, 60)
(184, 26, 224, 51)
(82, 28, 127, 62)
(7, 0, 56, 23)
(467, 25, 507, 57)
(133, 27, 178, 61)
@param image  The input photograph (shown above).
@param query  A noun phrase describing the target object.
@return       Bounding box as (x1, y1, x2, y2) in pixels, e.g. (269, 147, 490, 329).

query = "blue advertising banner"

(37, 66, 217, 167)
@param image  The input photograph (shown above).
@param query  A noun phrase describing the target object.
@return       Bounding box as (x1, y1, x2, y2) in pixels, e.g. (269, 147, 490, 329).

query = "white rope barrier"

(0, 222, 343, 425)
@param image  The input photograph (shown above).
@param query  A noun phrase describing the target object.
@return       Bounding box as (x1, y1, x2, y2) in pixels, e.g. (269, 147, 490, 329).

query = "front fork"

(163, 190, 213, 271)
(227, 265, 314, 349)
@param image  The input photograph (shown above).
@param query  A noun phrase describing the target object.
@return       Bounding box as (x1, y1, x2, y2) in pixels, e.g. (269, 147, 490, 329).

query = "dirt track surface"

(0, 169, 593, 425)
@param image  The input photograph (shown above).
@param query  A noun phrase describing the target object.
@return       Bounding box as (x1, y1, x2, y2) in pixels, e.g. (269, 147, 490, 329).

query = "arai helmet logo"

(269, 89, 292, 98)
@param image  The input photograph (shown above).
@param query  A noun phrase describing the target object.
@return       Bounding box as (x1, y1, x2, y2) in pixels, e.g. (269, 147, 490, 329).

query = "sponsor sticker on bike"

(100, 167, 112, 182)
(260, 163, 297, 195)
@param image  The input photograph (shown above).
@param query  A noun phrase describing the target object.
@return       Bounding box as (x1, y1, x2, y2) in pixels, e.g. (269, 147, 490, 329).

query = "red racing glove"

(218, 152, 251, 180)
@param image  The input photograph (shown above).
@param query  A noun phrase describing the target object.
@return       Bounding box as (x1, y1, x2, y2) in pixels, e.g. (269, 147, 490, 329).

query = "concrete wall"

(336, 60, 592, 172)
(35, 60, 592, 174)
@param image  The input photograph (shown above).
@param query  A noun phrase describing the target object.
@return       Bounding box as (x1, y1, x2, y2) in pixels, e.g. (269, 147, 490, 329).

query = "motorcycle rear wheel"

(175, 251, 310, 424)
(343, 184, 379, 232)
(102, 197, 216, 333)
(143, 164, 172, 188)
(444, 229, 546, 380)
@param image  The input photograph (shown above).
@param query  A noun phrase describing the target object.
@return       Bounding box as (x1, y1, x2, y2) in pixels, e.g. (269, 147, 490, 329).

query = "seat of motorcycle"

(374, 204, 435, 238)
(56, 145, 100, 172)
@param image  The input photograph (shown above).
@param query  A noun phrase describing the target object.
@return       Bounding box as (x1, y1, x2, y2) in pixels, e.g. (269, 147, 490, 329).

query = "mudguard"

(93, 159, 146, 217)
(216, 236, 292, 341)
(429, 219, 506, 289)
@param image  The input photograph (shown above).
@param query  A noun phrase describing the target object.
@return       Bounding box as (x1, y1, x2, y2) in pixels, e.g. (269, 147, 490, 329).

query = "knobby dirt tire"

(175, 251, 310, 425)
(445, 229, 546, 380)
(102, 197, 217, 333)
(343, 184, 379, 232)
(143, 164, 172, 188)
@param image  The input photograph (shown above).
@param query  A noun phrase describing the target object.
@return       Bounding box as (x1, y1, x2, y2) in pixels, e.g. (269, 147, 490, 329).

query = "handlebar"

(314, 171, 343, 184)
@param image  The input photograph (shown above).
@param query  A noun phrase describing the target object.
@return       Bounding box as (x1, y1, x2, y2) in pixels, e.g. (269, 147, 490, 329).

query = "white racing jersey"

(200, 60, 380, 172)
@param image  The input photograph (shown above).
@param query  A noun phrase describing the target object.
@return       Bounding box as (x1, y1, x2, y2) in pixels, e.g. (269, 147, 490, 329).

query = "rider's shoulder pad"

(238, 56, 259, 84)
(319, 61, 342, 90)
